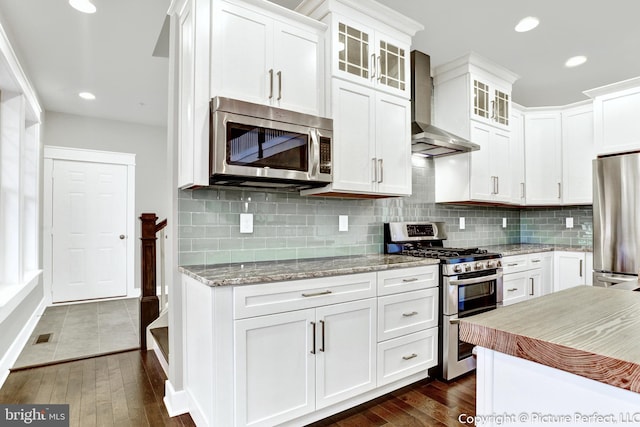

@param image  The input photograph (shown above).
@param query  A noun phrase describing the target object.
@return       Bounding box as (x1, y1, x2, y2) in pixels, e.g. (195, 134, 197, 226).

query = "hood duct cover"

(410, 50, 480, 157)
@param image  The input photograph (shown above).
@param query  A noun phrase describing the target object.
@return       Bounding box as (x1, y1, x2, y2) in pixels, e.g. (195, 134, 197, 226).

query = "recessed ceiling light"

(515, 16, 539, 33)
(565, 55, 587, 68)
(79, 92, 96, 100)
(69, 0, 96, 14)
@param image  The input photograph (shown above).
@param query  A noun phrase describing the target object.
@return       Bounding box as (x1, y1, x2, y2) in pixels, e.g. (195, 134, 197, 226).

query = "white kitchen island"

(460, 286, 640, 427)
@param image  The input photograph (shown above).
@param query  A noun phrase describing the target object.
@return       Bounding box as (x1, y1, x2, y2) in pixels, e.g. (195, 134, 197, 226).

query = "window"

(0, 90, 40, 290)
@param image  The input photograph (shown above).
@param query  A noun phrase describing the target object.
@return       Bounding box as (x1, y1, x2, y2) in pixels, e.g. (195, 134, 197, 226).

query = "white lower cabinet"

(554, 251, 592, 292)
(502, 252, 553, 306)
(235, 298, 376, 426)
(182, 265, 440, 427)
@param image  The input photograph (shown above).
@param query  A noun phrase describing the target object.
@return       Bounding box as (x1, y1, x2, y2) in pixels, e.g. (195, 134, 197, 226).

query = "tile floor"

(12, 298, 139, 369)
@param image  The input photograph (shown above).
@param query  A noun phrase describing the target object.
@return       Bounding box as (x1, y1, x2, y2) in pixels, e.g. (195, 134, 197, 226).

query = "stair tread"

(150, 327, 169, 360)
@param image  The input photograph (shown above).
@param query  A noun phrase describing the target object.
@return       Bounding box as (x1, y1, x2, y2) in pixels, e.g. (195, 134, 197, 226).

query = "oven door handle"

(449, 271, 503, 286)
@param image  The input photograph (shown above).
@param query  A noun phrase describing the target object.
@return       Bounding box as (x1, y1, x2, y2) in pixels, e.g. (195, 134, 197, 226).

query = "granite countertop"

(460, 286, 640, 393)
(180, 254, 440, 287)
(482, 243, 593, 256)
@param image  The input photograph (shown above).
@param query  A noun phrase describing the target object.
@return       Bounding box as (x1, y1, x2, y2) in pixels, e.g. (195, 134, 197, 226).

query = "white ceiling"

(0, 0, 639, 127)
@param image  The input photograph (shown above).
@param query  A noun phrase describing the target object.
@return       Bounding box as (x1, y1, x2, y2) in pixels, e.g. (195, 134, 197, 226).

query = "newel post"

(140, 213, 160, 351)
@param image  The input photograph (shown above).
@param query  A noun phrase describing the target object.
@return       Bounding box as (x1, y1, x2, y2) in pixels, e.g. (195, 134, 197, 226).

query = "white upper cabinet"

(297, 0, 422, 197)
(510, 105, 526, 205)
(561, 103, 594, 204)
(585, 77, 640, 156)
(524, 110, 563, 205)
(211, 0, 325, 116)
(433, 53, 519, 204)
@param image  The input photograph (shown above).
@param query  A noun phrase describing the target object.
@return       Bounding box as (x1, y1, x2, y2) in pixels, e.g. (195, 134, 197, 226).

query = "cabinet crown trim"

(296, 0, 423, 36)
(584, 75, 640, 99)
(434, 51, 520, 86)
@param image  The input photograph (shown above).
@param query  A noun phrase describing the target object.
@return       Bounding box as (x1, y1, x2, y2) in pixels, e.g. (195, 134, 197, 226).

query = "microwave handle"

(310, 129, 319, 178)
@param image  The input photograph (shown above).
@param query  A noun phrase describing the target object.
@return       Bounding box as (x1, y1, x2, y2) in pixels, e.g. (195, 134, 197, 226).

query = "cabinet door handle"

(491, 100, 496, 120)
(277, 70, 282, 101)
(378, 158, 383, 183)
(580, 259, 583, 277)
(370, 53, 376, 79)
(372, 158, 377, 182)
(496, 176, 499, 194)
(530, 278, 534, 296)
(402, 311, 418, 317)
(268, 69, 274, 99)
(319, 320, 325, 352)
(521, 182, 525, 199)
(377, 55, 382, 82)
(402, 353, 418, 360)
(302, 290, 332, 297)
(558, 182, 562, 199)
(310, 321, 316, 354)
(402, 278, 419, 283)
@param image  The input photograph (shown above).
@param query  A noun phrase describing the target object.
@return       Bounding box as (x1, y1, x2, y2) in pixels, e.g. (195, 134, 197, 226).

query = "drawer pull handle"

(402, 353, 418, 360)
(402, 311, 418, 317)
(507, 288, 518, 292)
(302, 290, 332, 297)
(507, 263, 518, 267)
(402, 278, 419, 283)
(531, 259, 541, 263)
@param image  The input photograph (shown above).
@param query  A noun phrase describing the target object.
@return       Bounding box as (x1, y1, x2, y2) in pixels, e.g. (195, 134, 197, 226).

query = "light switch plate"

(459, 217, 465, 230)
(566, 217, 574, 229)
(240, 213, 253, 233)
(339, 215, 348, 232)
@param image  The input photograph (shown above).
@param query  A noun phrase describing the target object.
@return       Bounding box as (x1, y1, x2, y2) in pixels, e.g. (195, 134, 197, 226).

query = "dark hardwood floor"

(1, 349, 475, 427)
(307, 374, 476, 427)
(0, 350, 194, 427)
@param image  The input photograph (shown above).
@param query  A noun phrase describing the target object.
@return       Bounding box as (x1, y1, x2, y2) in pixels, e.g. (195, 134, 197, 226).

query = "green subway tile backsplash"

(178, 157, 592, 265)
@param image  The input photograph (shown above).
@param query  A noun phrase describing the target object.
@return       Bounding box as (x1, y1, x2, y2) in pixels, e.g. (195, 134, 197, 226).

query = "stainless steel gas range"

(384, 221, 503, 381)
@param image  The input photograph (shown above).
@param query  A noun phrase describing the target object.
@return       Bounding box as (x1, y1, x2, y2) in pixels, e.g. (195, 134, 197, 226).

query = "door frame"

(43, 146, 136, 305)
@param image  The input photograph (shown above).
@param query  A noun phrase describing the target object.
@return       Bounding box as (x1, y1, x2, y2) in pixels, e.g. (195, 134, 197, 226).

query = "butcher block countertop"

(460, 286, 640, 393)
(180, 254, 439, 287)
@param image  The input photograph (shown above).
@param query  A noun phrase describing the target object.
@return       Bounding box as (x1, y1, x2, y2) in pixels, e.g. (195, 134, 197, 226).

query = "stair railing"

(140, 213, 167, 351)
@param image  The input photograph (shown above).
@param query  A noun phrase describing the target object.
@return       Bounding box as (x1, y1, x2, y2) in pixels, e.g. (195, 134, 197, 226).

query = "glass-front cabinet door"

(334, 18, 410, 98)
(337, 21, 371, 81)
(471, 76, 511, 128)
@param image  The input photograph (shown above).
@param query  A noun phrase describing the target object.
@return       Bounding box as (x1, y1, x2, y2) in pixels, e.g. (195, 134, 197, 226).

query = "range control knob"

(475, 261, 484, 270)
(453, 265, 462, 273)
(464, 264, 472, 272)
(487, 260, 496, 268)
(496, 260, 502, 268)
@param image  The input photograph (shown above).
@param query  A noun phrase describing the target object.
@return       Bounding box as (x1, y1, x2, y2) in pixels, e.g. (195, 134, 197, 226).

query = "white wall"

(42, 111, 169, 292)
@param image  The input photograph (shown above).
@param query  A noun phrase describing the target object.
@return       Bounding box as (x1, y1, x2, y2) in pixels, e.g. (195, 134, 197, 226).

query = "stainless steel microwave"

(209, 97, 332, 189)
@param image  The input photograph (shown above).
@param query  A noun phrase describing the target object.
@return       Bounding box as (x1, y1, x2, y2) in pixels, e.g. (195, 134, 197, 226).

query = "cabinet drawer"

(234, 272, 376, 319)
(502, 255, 529, 274)
(377, 265, 438, 296)
(377, 328, 437, 386)
(502, 271, 530, 306)
(377, 288, 438, 341)
(528, 252, 549, 267)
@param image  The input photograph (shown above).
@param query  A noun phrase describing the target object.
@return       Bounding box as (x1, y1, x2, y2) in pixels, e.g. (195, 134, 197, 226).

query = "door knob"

(119, 235, 125, 240)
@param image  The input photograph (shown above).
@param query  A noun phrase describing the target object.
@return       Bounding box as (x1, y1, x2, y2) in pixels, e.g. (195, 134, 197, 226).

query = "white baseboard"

(163, 380, 190, 417)
(0, 296, 46, 388)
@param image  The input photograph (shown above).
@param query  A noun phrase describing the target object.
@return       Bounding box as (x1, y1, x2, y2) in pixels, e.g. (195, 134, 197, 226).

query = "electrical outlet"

(566, 217, 574, 229)
(240, 213, 253, 233)
(459, 217, 465, 230)
(339, 215, 348, 232)
(502, 218, 507, 228)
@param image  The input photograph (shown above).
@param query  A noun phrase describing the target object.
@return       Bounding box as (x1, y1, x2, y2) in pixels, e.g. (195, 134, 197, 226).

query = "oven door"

(443, 269, 503, 316)
(211, 110, 331, 183)
(443, 314, 476, 381)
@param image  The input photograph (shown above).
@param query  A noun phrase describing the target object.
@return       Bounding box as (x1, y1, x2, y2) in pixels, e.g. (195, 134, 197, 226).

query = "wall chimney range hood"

(411, 50, 480, 157)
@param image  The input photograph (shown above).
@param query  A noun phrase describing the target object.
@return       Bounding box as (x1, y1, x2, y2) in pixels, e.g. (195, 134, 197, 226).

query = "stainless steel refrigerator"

(593, 151, 640, 288)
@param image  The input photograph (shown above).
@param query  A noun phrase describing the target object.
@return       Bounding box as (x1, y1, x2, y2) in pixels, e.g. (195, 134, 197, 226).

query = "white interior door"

(51, 159, 128, 302)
